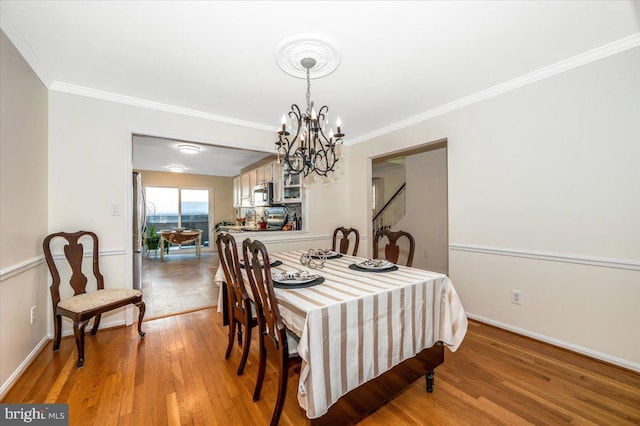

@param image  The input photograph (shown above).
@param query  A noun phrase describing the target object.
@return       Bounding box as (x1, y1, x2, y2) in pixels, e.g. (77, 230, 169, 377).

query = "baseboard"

(0, 336, 49, 400)
(466, 313, 640, 373)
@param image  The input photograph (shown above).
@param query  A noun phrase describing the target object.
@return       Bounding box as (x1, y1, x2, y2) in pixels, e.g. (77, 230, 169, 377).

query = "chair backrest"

(332, 227, 360, 256)
(43, 231, 105, 307)
(216, 232, 249, 320)
(373, 229, 416, 267)
(242, 238, 290, 355)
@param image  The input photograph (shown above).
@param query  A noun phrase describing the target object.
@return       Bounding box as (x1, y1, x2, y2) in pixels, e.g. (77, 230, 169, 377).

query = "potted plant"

(146, 226, 160, 250)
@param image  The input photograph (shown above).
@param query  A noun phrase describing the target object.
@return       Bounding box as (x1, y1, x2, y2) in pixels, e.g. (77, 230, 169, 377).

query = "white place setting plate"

(272, 270, 319, 285)
(356, 259, 395, 270)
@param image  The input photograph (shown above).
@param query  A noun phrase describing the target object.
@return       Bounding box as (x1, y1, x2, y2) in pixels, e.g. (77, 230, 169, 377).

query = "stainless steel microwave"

(253, 182, 273, 206)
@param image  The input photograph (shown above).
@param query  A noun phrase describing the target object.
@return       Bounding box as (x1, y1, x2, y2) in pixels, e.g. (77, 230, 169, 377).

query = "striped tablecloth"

(215, 250, 468, 419)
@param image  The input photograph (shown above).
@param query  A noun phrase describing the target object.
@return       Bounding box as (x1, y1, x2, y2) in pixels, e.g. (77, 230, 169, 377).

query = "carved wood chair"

(332, 226, 360, 256)
(216, 232, 257, 375)
(43, 231, 145, 367)
(242, 238, 300, 426)
(373, 229, 416, 267)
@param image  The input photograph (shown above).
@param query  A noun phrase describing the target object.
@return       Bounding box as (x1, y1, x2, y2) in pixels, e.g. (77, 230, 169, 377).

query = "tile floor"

(141, 250, 220, 319)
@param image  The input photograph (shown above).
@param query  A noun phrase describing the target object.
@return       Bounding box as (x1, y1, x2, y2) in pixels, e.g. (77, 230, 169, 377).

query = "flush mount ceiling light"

(167, 165, 185, 173)
(177, 144, 200, 154)
(275, 34, 344, 180)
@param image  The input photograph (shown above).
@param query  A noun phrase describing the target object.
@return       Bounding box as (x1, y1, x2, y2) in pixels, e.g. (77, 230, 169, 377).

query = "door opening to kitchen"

(138, 180, 218, 320)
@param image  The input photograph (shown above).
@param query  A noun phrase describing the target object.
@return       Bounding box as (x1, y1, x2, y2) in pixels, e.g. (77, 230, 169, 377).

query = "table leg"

(222, 282, 229, 326)
(160, 236, 165, 262)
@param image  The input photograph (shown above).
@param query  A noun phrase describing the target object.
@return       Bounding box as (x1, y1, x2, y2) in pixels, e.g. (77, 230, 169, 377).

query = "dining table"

(159, 229, 202, 261)
(214, 249, 468, 421)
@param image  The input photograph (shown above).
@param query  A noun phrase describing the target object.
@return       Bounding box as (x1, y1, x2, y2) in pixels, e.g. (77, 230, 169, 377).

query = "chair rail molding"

(449, 243, 640, 271)
(0, 256, 45, 282)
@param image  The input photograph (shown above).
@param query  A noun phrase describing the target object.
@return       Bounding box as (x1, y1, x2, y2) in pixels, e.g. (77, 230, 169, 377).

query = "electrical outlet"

(423, 250, 428, 258)
(511, 290, 523, 305)
(30, 305, 36, 325)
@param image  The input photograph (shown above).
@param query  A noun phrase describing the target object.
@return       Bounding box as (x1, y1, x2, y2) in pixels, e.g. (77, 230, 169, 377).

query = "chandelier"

(275, 35, 344, 179)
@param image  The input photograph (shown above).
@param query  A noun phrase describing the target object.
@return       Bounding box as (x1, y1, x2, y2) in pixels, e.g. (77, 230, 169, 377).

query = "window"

(146, 186, 210, 247)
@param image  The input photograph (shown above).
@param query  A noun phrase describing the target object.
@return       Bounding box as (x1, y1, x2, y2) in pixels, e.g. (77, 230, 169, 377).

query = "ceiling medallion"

(275, 33, 341, 79)
(275, 34, 344, 181)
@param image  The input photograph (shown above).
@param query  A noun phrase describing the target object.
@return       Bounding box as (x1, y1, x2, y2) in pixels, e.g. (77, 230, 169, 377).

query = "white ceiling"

(132, 135, 273, 176)
(2, 1, 639, 175)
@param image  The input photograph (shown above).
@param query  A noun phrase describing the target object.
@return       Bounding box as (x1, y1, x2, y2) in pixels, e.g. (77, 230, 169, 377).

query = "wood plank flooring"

(3, 310, 639, 425)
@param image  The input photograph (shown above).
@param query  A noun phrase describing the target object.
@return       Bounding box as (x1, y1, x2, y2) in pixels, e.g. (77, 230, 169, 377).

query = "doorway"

(371, 139, 449, 274)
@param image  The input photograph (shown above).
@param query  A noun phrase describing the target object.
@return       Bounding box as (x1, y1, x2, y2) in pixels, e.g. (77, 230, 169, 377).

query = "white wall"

(0, 31, 49, 396)
(347, 47, 640, 369)
(397, 148, 449, 273)
(47, 91, 349, 332)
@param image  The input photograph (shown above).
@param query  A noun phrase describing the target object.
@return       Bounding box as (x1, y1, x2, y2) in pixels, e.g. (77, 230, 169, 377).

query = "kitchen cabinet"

(264, 162, 273, 182)
(256, 162, 274, 184)
(240, 170, 255, 206)
(232, 176, 241, 207)
(272, 161, 283, 203)
(233, 161, 286, 206)
(282, 170, 302, 203)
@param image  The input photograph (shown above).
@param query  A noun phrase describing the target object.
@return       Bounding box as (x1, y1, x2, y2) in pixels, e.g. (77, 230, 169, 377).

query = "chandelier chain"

(306, 67, 312, 116)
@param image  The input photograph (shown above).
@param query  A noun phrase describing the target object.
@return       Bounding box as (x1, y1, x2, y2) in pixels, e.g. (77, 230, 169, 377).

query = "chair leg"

(135, 301, 146, 337)
(237, 321, 251, 375)
(73, 319, 91, 368)
(271, 353, 289, 426)
(53, 314, 62, 351)
(237, 323, 243, 346)
(253, 337, 267, 402)
(90, 314, 101, 335)
(225, 319, 236, 360)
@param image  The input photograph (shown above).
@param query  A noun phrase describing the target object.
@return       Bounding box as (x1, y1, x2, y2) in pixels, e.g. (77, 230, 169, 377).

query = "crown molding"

(49, 81, 278, 133)
(348, 33, 640, 146)
(0, 7, 52, 86)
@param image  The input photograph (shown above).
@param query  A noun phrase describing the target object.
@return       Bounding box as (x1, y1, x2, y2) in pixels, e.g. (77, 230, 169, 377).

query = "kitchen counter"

(218, 225, 294, 233)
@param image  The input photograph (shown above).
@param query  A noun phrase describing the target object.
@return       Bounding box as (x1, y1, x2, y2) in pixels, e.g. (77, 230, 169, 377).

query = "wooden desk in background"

(160, 230, 202, 261)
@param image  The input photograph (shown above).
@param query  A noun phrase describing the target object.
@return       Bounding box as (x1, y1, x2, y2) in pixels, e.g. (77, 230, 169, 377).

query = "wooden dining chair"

(242, 238, 300, 426)
(373, 228, 416, 267)
(43, 231, 145, 368)
(216, 232, 257, 375)
(332, 226, 360, 256)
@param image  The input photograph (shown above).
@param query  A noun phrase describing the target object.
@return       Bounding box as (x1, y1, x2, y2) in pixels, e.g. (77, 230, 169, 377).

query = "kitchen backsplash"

(236, 204, 302, 227)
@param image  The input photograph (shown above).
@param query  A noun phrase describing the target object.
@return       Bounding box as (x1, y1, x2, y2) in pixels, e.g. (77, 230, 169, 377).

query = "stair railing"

(372, 183, 406, 233)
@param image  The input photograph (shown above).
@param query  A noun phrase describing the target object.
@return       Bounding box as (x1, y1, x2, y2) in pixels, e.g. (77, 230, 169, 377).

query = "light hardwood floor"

(2, 310, 639, 425)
